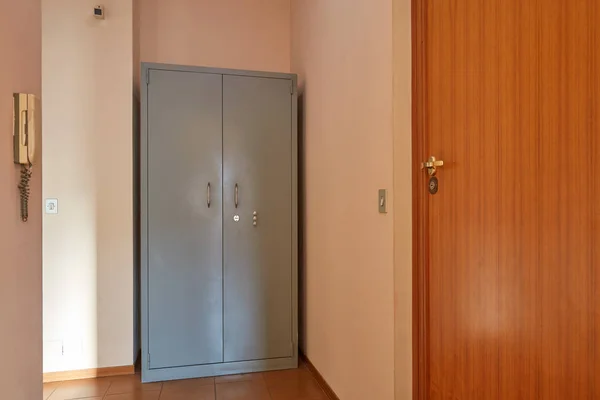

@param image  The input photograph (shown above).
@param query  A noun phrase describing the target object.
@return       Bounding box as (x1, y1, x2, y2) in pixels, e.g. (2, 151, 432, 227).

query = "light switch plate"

(45, 198, 58, 214)
(378, 189, 387, 214)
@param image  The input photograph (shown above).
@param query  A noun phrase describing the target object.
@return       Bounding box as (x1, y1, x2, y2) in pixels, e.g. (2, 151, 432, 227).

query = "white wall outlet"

(45, 198, 58, 214)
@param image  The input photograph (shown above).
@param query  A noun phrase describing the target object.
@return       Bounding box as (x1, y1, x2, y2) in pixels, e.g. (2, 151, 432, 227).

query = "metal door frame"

(140, 62, 298, 383)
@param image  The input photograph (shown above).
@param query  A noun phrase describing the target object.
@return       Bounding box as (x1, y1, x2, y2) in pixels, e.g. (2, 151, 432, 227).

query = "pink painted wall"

(138, 0, 291, 73)
(291, 1, 395, 399)
(0, 0, 42, 397)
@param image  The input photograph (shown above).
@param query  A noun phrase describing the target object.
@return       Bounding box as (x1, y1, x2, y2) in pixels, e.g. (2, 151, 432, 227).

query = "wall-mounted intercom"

(13, 93, 40, 222)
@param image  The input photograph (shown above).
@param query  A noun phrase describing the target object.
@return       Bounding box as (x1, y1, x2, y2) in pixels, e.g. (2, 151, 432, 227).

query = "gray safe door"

(147, 70, 224, 368)
(223, 75, 293, 362)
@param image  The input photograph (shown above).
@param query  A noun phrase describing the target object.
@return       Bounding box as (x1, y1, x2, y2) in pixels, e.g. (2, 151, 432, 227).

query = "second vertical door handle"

(207, 182, 211, 208)
(235, 184, 239, 208)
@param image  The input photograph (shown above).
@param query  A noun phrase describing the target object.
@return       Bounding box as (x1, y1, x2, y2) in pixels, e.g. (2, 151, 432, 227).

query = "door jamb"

(412, 0, 429, 399)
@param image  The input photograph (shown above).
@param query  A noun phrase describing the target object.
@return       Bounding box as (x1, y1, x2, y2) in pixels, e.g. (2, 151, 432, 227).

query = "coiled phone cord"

(18, 164, 32, 222)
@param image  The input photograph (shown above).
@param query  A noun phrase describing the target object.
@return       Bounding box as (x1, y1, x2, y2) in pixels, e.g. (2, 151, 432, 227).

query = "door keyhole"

(429, 177, 439, 195)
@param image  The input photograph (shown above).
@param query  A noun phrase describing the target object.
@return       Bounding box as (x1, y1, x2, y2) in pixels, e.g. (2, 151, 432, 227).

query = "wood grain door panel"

(498, 1, 540, 399)
(427, 0, 500, 398)
(417, 0, 600, 398)
(538, 1, 597, 398)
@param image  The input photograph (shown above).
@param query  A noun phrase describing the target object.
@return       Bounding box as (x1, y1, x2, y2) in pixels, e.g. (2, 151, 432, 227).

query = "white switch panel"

(45, 198, 58, 214)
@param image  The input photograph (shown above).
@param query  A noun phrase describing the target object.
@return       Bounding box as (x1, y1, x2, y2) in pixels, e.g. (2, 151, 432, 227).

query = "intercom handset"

(13, 93, 39, 222)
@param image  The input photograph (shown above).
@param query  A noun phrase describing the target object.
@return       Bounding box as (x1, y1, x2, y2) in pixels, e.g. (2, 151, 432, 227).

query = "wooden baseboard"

(300, 351, 340, 400)
(43, 364, 135, 383)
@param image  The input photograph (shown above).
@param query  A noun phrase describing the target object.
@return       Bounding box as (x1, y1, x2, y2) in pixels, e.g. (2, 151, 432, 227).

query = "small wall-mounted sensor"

(94, 5, 104, 19)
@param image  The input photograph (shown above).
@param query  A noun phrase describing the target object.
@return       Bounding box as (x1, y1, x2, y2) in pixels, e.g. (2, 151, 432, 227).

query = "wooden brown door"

(414, 0, 600, 399)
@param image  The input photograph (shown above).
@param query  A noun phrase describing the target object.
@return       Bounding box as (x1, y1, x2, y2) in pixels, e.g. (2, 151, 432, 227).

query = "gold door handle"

(421, 156, 444, 176)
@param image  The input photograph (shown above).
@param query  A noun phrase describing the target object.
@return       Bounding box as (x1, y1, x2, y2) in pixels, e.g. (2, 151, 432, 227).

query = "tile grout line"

(45, 385, 57, 400)
(102, 380, 113, 400)
(262, 374, 275, 400)
(157, 381, 164, 400)
(51, 382, 60, 400)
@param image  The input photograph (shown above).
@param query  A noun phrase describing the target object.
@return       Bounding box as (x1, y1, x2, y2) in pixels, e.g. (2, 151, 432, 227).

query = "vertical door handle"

(207, 182, 211, 208)
(234, 183, 239, 208)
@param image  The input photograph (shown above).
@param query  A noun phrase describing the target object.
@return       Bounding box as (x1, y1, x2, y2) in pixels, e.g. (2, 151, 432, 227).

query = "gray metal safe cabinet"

(140, 63, 298, 383)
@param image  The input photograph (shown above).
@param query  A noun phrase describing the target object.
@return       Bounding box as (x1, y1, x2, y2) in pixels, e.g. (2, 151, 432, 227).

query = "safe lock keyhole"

(429, 176, 439, 195)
